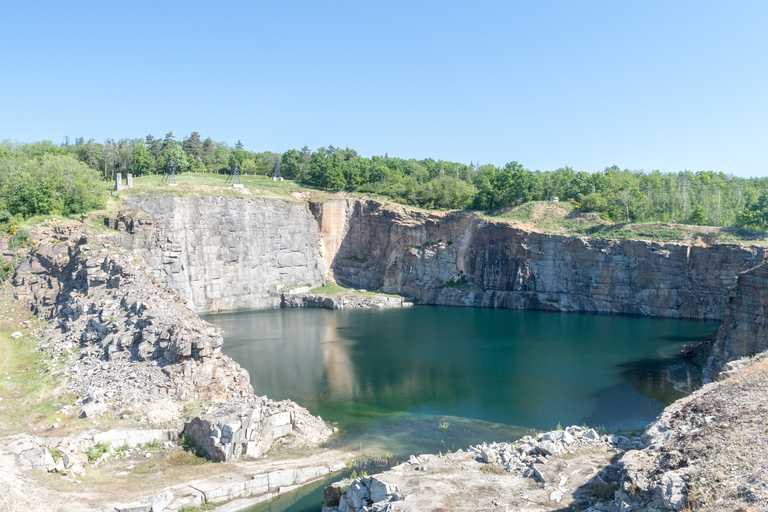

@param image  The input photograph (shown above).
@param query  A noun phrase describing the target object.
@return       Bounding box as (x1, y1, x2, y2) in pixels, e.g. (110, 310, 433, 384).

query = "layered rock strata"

(110, 197, 765, 320)
(704, 262, 768, 381)
(318, 199, 765, 320)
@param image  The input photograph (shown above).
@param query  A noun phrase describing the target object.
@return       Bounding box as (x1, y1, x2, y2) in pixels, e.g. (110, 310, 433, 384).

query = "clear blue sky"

(2, 1, 766, 177)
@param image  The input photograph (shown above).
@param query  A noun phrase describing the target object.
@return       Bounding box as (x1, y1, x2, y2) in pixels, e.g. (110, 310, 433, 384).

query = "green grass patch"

(309, 282, 350, 295)
(480, 464, 509, 475)
(118, 173, 325, 202)
(87, 441, 111, 461)
(343, 255, 367, 264)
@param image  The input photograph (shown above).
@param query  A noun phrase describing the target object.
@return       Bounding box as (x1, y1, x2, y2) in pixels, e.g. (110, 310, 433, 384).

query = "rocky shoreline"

(318, 353, 768, 511)
(280, 292, 412, 309)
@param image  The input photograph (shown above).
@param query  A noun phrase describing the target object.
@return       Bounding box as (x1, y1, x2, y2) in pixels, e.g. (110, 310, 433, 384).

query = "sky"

(1, 1, 767, 177)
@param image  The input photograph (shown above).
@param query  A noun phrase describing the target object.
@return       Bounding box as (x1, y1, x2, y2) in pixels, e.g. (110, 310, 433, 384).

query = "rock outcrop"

(12, 226, 253, 403)
(110, 197, 765, 320)
(704, 262, 768, 381)
(10, 225, 332, 462)
(319, 199, 765, 320)
(618, 353, 768, 511)
(183, 398, 332, 462)
(281, 292, 412, 309)
(322, 426, 629, 512)
(110, 196, 328, 312)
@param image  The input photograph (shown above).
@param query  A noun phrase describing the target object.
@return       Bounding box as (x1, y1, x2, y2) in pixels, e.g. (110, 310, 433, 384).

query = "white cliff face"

(117, 195, 328, 312)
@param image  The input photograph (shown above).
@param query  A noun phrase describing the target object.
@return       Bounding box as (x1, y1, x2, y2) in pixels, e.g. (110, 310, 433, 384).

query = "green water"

(204, 306, 716, 459)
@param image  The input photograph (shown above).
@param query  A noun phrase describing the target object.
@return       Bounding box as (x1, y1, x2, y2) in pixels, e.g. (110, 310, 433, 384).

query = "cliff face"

(320, 199, 764, 320)
(113, 196, 764, 320)
(114, 195, 327, 312)
(704, 263, 768, 380)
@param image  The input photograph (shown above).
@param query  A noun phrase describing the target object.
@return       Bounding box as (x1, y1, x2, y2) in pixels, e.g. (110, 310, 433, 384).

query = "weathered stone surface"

(318, 199, 764, 320)
(281, 292, 411, 309)
(322, 426, 624, 512)
(111, 196, 328, 313)
(705, 262, 768, 381)
(13, 235, 254, 405)
(183, 399, 332, 462)
(111, 197, 765, 320)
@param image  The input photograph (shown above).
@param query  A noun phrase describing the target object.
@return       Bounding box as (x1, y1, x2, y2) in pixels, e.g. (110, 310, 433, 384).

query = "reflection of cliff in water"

(617, 356, 702, 405)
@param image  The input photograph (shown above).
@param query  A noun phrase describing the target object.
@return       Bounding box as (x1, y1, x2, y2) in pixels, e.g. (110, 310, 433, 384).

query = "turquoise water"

(204, 306, 716, 460)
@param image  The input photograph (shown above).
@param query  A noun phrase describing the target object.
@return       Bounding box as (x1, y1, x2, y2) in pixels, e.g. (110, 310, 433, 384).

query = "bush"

(86, 441, 111, 461)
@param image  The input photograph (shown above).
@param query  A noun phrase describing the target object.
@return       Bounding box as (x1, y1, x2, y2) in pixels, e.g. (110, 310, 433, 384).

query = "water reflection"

(204, 307, 719, 457)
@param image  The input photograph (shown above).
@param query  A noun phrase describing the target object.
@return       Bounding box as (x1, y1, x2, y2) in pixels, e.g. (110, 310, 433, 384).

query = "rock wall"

(11, 224, 333, 462)
(704, 262, 768, 381)
(110, 196, 764, 320)
(12, 226, 253, 403)
(112, 195, 327, 313)
(322, 199, 765, 320)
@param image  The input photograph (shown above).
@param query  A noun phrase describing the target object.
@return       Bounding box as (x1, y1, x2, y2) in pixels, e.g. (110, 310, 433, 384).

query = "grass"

(309, 282, 350, 295)
(486, 201, 768, 245)
(0, 292, 75, 435)
(480, 464, 509, 475)
(117, 173, 327, 202)
(87, 441, 111, 461)
(308, 281, 401, 298)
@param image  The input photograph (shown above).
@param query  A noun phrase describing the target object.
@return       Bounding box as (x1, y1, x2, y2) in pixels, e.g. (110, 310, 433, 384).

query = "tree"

(133, 144, 152, 176)
(300, 145, 311, 180)
(235, 140, 244, 150)
(183, 132, 203, 160)
(163, 142, 190, 173)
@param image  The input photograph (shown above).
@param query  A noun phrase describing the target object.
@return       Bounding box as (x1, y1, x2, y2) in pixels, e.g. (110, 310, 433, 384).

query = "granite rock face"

(318, 199, 765, 320)
(704, 262, 768, 381)
(112, 197, 765, 320)
(110, 195, 327, 313)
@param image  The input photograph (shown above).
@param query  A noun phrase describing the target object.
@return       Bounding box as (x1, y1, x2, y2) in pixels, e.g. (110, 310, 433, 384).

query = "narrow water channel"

(202, 306, 717, 511)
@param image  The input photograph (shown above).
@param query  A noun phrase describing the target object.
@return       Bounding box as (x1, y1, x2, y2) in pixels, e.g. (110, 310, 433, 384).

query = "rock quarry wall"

(704, 262, 768, 380)
(11, 224, 332, 462)
(312, 199, 765, 320)
(115, 195, 328, 313)
(111, 196, 765, 321)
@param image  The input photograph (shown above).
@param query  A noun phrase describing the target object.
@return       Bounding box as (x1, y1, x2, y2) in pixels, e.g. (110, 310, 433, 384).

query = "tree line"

(1, 135, 767, 231)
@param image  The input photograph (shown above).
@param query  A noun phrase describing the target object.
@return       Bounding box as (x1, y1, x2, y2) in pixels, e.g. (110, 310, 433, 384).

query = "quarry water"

(203, 306, 717, 511)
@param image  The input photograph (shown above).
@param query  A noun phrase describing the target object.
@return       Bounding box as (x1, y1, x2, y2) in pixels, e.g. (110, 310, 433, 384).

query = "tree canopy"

(2, 134, 766, 230)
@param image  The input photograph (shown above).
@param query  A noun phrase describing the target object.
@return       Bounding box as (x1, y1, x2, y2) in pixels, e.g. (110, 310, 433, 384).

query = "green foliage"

(86, 441, 111, 461)
(0, 145, 106, 217)
(4, 137, 766, 230)
(179, 431, 208, 458)
(49, 447, 62, 462)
